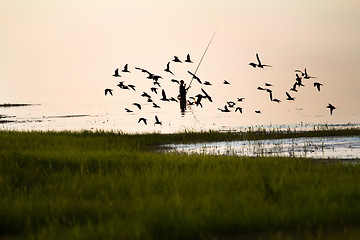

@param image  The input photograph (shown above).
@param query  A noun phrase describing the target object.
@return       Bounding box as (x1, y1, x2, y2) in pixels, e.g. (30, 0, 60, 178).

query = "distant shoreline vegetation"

(0, 103, 36, 107)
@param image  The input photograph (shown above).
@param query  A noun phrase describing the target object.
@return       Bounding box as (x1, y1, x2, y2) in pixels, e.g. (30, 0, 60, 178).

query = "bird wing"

(286, 92, 291, 98)
(166, 62, 170, 69)
(124, 64, 128, 71)
(162, 89, 167, 99)
(256, 53, 261, 65)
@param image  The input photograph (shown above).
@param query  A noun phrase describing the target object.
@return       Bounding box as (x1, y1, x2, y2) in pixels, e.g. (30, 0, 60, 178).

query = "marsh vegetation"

(1, 129, 360, 239)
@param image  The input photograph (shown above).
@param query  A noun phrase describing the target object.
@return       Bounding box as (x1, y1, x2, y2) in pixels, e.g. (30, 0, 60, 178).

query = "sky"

(1, 0, 360, 129)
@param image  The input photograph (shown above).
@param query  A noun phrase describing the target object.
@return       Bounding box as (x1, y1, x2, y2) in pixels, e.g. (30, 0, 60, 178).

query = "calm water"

(1, 103, 359, 134)
(164, 136, 360, 159)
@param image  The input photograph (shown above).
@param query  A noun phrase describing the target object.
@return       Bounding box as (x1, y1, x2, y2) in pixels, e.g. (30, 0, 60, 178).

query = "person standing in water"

(179, 80, 189, 112)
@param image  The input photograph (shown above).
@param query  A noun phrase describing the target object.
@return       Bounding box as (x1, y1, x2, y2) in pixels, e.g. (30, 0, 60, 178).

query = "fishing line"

(188, 27, 219, 89)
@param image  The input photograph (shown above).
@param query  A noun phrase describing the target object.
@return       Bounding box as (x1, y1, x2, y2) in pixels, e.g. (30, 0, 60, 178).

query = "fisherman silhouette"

(178, 80, 189, 113)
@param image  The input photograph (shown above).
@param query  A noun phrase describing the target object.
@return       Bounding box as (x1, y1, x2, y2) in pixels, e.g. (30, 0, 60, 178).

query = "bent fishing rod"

(188, 27, 218, 89)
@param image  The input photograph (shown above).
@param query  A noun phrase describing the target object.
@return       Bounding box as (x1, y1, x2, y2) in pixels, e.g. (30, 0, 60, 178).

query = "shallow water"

(164, 136, 360, 159)
(1, 103, 359, 134)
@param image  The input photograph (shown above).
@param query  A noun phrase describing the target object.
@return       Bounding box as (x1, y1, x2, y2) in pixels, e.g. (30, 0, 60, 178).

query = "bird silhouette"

(133, 103, 141, 110)
(250, 53, 272, 68)
(255, 110, 261, 114)
(122, 64, 130, 73)
(265, 83, 273, 87)
(152, 75, 162, 81)
(290, 83, 298, 92)
(164, 62, 174, 75)
(172, 56, 182, 63)
(187, 71, 202, 84)
(326, 103, 336, 115)
(170, 97, 178, 103)
(153, 81, 161, 87)
(152, 102, 160, 108)
(105, 88, 113, 96)
(237, 97, 245, 102)
(160, 89, 169, 101)
(295, 69, 305, 77)
(138, 118, 147, 125)
(201, 88, 213, 102)
(125, 108, 133, 113)
(286, 92, 295, 101)
(257, 86, 265, 91)
(304, 68, 316, 79)
(112, 68, 121, 77)
(185, 54, 193, 63)
(150, 87, 158, 94)
(128, 84, 136, 91)
(272, 98, 281, 103)
(227, 101, 236, 108)
(314, 82, 323, 91)
(195, 94, 204, 107)
(203, 81, 212, 86)
(171, 79, 180, 84)
(141, 92, 151, 98)
(235, 107, 243, 113)
(218, 105, 230, 112)
(154, 115, 162, 125)
(223, 80, 230, 85)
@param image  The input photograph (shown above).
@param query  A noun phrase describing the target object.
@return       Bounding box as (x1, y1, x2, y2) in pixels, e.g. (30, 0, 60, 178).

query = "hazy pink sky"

(1, 0, 360, 126)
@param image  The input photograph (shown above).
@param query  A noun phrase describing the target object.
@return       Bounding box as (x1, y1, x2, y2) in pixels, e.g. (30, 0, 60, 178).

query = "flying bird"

(223, 80, 230, 85)
(314, 82, 323, 91)
(150, 87, 158, 94)
(255, 110, 261, 114)
(171, 79, 180, 84)
(185, 54, 193, 63)
(237, 97, 245, 102)
(272, 98, 281, 103)
(105, 88, 113, 96)
(125, 108, 133, 113)
(141, 92, 151, 98)
(187, 71, 202, 84)
(257, 86, 265, 91)
(133, 103, 141, 110)
(122, 64, 130, 73)
(172, 56, 182, 63)
(290, 83, 298, 92)
(235, 107, 243, 113)
(304, 68, 316, 79)
(265, 83, 273, 87)
(250, 53, 272, 68)
(203, 81, 212, 86)
(195, 94, 204, 108)
(154, 115, 162, 125)
(218, 105, 230, 112)
(170, 97, 178, 103)
(286, 92, 295, 101)
(326, 103, 336, 115)
(138, 118, 147, 125)
(164, 62, 174, 75)
(201, 88, 213, 102)
(152, 102, 160, 108)
(128, 84, 136, 91)
(113, 68, 121, 77)
(227, 101, 236, 108)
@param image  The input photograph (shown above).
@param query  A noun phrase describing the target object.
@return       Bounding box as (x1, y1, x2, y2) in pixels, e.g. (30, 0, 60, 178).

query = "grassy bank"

(1, 130, 360, 239)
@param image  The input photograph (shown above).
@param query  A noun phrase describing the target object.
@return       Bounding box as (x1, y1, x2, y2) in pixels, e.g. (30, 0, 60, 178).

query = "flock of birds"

(105, 53, 336, 126)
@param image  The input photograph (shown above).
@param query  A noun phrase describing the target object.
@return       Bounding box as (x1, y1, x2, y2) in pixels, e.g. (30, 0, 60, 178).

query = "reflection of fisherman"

(179, 80, 189, 112)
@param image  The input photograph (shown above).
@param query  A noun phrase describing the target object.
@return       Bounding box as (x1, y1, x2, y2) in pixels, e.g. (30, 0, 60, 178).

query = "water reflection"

(164, 136, 360, 159)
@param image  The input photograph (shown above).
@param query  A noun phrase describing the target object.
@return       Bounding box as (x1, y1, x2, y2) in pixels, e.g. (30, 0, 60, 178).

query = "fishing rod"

(188, 27, 218, 89)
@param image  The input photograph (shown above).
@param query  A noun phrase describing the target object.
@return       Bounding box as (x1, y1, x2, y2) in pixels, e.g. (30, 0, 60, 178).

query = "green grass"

(1, 130, 360, 239)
